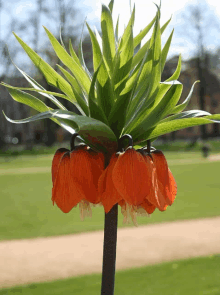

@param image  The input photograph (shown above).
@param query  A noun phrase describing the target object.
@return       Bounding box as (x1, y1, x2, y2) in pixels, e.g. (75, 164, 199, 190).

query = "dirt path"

(0, 216, 220, 288)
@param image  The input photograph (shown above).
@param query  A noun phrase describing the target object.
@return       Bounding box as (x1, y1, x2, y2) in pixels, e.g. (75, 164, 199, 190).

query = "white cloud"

(15, 2, 33, 15)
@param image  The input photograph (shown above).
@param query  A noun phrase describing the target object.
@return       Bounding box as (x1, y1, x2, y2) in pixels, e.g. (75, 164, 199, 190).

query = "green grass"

(0, 152, 220, 240)
(1, 255, 220, 294)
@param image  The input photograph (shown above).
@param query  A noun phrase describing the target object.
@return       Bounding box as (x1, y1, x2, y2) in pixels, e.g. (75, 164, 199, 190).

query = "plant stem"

(101, 203, 118, 295)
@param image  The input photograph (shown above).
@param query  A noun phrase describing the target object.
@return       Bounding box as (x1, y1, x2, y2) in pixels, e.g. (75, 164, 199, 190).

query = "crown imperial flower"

(52, 134, 104, 214)
(3, 1, 220, 292)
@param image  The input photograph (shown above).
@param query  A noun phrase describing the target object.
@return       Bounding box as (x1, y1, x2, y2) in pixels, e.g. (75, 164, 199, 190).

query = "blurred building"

(162, 55, 220, 140)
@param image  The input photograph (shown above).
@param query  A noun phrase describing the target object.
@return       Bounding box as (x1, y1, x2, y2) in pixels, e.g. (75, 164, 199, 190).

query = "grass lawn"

(0, 152, 220, 240)
(1, 255, 220, 294)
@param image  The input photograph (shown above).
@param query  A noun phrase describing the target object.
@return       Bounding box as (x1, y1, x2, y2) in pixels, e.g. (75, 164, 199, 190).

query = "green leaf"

(2, 82, 70, 100)
(134, 116, 220, 145)
(2, 82, 75, 133)
(128, 82, 183, 141)
(13, 33, 77, 102)
(113, 25, 134, 96)
(86, 22, 112, 111)
(8, 62, 66, 110)
(43, 27, 91, 95)
(165, 55, 182, 82)
(131, 15, 171, 69)
(124, 14, 162, 131)
(57, 65, 89, 116)
(115, 16, 119, 43)
(119, 5, 135, 52)
(125, 55, 182, 131)
(108, 90, 133, 138)
(5, 87, 50, 113)
(171, 80, 199, 114)
(78, 20, 92, 79)
(133, 15, 156, 48)
(108, 0, 114, 14)
(161, 29, 174, 72)
(97, 78, 114, 118)
(86, 25, 114, 117)
(101, 4, 116, 72)
(88, 63, 109, 125)
(108, 26, 134, 137)
(69, 39, 81, 67)
(161, 110, 211, 123)
(4, 110, 118, 153)
(86, 24, 104, 72)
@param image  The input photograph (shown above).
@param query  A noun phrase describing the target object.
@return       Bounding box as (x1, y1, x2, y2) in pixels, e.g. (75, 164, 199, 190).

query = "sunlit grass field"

(1, 255, 219, 295)
(0, 151, 220, 240)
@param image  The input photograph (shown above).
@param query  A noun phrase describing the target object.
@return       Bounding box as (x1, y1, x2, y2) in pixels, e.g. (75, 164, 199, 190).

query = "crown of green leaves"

(2, 0, 220, 154)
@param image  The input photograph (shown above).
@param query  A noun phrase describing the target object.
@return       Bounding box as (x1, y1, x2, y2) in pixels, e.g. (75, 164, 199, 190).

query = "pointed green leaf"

(113, 27, 134, 96)
(9, 63, 66, 110)
(86, 24, 114, 116)
(171, 80, 199, 114)
(13, 32, 78, 102)
(86, 24, 103, 71)
(78, 21, 92, 79)
(4, 110, 118, 153)
(108, 90, 133, 138)
(128, 83, 183, 140)
(43, 27, 91, 94)
(108, 0, 114, 14)
(69, 39, 81, 67)
(132, 15, 171, 69)
(6, 87, 50, 113)
(133, 16, 156, 48)
(88, 63, 109, 125)
(115, 16, 119, 43)
(125, 14, 161, 131)
(161, 29, 174, 72)
(126, 55, 181, 130)
(119, 5, 135, 51)
(165, 55, 182, 82)
(2, 88, 78, 133)
(161, 110, 211, 123)
(57, 65, 89, 116)
(134, 116, 220, 145)
(101, 4, 116, 72)
(2, 82, 71, 101)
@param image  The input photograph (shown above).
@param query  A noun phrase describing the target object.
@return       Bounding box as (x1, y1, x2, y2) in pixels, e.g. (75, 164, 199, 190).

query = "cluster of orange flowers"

(51, 135, 177, 221)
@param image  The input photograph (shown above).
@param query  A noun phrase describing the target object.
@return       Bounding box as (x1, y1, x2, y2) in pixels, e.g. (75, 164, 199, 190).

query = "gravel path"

(0, 216, 220, 288)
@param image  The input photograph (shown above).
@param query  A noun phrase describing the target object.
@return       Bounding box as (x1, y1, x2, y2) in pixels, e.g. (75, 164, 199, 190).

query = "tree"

(174, 0, 220, 139)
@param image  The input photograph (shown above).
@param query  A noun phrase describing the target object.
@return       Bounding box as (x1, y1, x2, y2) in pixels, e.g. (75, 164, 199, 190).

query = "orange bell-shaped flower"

(51, 134, 105, 213)
(151, 150, 177, 206)
(112, 147, 153, 206)
(52, 150, 85, 213)
(142, 153, 168, 211)
(70, 147, 104, 204)
(98, 153, 123, 213)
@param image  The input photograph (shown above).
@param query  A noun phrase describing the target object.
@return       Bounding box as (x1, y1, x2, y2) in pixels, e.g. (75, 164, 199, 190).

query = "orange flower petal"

(52, 153, 83, 213)
(98, 154, 123, 213)
(51, 148, 69, 184)
(70, 148, 103, 204)
(167, 169, 177, 204)
(141, 199, 156, 214)
(89, 150, 105, 170)
(142, 155, 161, 208)
(112, 148, 153, 206)
(151, 150, 177, 206)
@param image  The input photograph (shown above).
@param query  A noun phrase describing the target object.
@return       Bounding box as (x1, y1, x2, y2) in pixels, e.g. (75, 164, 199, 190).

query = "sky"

(1, 0, 220, 71)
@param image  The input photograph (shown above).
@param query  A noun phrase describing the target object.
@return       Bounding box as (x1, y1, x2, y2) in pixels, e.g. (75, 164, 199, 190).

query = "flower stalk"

(101, 204, 118, 295)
